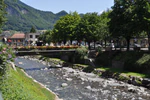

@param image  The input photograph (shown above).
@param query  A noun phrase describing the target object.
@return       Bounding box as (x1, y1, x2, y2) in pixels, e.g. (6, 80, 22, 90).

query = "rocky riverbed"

(15, 56, 150, 100)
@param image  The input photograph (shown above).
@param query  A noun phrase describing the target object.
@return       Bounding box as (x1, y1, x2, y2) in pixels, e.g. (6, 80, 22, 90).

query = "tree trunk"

(88, 41, 91, 50)
(70, 40, 72, 45)
(126, 37, 130, 51)
(104, 39, 106, 48)
(63, 40, 66, 45)
(148, 32, 150, 51)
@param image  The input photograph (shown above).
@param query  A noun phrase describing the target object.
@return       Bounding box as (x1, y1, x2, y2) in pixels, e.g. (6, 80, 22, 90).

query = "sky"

(20, 0, 114, 14)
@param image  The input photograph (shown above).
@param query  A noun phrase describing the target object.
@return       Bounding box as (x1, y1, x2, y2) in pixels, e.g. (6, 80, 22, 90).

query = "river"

(15, 57, 150, 100)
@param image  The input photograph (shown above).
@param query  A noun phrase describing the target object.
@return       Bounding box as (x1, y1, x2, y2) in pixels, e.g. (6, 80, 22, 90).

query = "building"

(25, 32, 41, 45)
(8, 33, 25, 46)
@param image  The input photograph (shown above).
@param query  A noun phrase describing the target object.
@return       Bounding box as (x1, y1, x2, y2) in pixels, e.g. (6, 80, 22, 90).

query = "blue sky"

(20, 0, 114, 14)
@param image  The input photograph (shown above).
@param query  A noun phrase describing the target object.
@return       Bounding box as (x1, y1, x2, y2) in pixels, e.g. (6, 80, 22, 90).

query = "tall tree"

(38, 30, 53, 44)
(98, 10, 111, 47)
(0, 0, 6, 33)
(53, 12, 81, 45)
(77, 13, 101, 49)
(30, 26, 36, 33)
(109, 0, 136, 51)
(133, 0, 150, 50)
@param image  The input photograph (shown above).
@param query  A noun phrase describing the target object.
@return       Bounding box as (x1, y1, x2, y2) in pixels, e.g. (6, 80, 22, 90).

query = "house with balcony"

(25, 32, 42, 45)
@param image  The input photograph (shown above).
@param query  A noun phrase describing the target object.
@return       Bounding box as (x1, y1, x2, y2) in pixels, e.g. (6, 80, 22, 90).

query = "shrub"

(74, 47, 88, 64)
(0, 44, 15, 76)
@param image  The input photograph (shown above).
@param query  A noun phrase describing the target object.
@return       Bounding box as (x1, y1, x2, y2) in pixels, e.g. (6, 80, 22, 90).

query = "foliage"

(53, 12, 81, 44)
(3, 0, 68, 32)
(74, 47, 88, 63)
(108, 0, 136, 51)
(38, 30, 53, 44)
(133, 0, 150, 50)
(30, 26, 36, 33)
(0, 44, 15, 76)
(98, 10, 111, 42)
(0, 67, 55, 100)
(77, 13, 101, 49)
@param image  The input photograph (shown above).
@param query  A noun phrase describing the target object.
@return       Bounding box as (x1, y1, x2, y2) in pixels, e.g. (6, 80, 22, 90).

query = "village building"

(25, 32, 42, 45)
(8, 33, 25, 46)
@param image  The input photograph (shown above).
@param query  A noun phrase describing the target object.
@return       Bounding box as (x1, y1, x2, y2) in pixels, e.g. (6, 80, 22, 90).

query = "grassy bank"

(95, 67, 150, 78)
(0, 64, 55, 100)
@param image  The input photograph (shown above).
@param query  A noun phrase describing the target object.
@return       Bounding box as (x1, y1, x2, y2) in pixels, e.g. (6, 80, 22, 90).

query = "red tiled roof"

(10, 33, 25, 39)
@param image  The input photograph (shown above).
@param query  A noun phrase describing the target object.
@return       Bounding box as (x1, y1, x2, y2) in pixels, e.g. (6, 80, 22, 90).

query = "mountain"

(3, 0, 68, 32)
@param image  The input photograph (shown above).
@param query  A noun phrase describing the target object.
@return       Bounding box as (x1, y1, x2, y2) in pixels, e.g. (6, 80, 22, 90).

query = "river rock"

(142, 78, 150, 85)
(61, 83, 68, 87)
(128, 87, 136, 93)
(85, 86, 91, 90)
(18, 62, 23, 64)
(44, 68, 48, 70)
(66, 78, 72, 81)
(56, 65, 62, 68)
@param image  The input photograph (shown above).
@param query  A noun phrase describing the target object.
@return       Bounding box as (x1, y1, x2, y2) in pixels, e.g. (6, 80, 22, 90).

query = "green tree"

(98, 10, 111, 48)
(30, 26, 36, 33)
(133, 0, 150, 50)
(77, 13, 101, 49)
(109, 0, 136, 51)
(53, 12, 81, 45)
(0, 0, 6, 33)
(38, 30, 53, 44)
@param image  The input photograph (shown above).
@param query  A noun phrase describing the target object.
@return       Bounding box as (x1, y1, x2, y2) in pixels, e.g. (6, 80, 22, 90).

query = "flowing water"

(15, 57, 150, 100)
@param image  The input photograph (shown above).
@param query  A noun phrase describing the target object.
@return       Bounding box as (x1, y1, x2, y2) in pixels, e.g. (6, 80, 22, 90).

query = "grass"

(96, 66, 150, 78)
(0, 65, 55, 100)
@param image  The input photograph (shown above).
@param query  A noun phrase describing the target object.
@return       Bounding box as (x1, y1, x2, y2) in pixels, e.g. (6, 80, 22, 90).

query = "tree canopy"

(76, 12, 101, 49)
(53, 12, 81, 44)
(108, 0, 149, 51)
(30, 26, 36, 33)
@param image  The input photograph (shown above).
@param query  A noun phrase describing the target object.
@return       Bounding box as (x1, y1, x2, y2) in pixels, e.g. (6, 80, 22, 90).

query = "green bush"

(0, 44, 15, 76)
(74, 47, 88, 64)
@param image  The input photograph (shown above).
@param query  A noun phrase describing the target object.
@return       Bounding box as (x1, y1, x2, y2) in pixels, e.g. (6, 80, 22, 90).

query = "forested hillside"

(3, 0, 68, 32)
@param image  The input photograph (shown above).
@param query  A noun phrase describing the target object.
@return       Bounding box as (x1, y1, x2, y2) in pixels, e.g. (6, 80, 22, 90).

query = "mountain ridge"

(3, 0, 68, 32)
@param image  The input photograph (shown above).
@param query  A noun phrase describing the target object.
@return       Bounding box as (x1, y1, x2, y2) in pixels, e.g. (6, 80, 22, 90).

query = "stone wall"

(112, 60, 124, 69)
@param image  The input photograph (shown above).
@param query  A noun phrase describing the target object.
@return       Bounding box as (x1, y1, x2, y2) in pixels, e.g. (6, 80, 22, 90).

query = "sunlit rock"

(18, 62, 23, 64)
(85, 86, 91, 90)
(66, 78, 72, 81)
(61, 83, 68, 87)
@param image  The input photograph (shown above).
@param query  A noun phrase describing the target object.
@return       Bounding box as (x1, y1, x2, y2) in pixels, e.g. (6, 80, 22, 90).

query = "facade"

(25, 32, 41, 45)
(8, 33, 25, 46)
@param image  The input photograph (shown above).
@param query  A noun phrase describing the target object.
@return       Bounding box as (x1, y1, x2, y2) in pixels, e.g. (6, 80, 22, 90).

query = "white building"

(26, 32, 41, 45)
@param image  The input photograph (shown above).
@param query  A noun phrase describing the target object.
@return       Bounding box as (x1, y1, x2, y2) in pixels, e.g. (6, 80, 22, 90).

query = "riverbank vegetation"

(95, 51, 150, 74)
(0, 65, 55, 100)
(0, 44, 56, 100)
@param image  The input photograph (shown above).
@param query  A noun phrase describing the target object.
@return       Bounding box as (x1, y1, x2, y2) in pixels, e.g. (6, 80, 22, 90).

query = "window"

(35, 35, 39, 38)
(30, 35, 33, 38)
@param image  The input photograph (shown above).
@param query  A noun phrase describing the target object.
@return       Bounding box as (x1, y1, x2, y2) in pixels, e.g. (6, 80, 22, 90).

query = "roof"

(10, 33, 25, 39)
